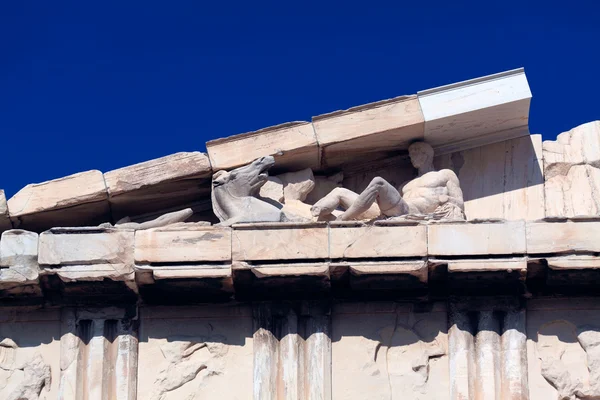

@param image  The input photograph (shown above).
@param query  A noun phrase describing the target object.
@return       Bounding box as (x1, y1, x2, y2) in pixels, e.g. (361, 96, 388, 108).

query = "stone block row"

(206, 68, 530, 171)
(4, 152, 212, 232)
(1, 219, 599, 302)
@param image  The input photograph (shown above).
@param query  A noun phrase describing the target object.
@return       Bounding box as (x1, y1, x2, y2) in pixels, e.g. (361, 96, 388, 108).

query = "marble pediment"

(2, 68, 540, 232)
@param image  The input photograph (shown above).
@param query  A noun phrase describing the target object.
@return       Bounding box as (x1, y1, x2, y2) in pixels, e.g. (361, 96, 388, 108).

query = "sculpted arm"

(445, 176, 464, 210)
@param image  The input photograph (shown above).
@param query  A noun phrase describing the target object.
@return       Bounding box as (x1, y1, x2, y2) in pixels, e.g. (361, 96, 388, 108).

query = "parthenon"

(1, 68, 600, 399)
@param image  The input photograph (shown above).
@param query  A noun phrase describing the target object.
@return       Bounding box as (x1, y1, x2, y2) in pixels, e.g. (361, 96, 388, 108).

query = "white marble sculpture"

(99, 208, 195, 230)
(538, 323, 600, 400)
(0, 338, 51, 400)
(211, 156, 289, 226)
(311, 141, 465, 221)
(259, 168, 340, 221)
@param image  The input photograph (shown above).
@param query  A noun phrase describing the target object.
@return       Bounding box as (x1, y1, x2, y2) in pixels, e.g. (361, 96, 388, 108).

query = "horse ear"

(212, 170, 230, 187)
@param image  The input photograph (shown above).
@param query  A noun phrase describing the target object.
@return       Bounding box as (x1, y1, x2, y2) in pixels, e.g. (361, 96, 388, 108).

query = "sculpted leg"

(338, 177, 407, 220)
(311, 188, 359, 218)
(113, 208, 194, 230)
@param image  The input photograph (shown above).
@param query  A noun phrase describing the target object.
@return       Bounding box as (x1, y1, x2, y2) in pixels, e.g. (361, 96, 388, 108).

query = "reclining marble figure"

(212, 156, 289, 226)
(99, 208, 194, 230)
(311, 141, 465, 221)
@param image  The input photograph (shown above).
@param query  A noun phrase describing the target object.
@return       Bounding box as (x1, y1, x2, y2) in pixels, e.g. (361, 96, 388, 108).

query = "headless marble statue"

(99, 208, 194, 230)
(311, 141, 465, 221)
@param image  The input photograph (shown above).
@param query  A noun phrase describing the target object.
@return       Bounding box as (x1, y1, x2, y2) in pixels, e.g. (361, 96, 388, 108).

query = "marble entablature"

(1, 68, 600, 399)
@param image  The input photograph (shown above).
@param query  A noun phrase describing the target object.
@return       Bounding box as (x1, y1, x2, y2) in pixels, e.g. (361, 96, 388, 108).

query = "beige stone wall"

(137, 305, 253, 400)
(3, 297, 600, 399)
(332, 302, 449, 400)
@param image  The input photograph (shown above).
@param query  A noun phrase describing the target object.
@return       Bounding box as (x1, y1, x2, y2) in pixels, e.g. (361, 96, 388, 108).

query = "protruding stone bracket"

(0, 229, 41, 300)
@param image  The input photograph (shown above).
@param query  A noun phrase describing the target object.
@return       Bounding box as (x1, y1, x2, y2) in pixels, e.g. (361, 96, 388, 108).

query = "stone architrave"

(311, 141, 465, 221)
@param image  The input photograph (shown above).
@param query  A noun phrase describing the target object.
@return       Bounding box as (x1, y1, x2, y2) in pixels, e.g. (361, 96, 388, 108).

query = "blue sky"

(1, 1, 599, 197)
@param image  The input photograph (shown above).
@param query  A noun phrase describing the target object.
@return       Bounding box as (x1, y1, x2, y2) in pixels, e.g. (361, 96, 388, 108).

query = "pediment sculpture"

(99, 208, 194, 230)
(311, 141, 466, 221)
(209, 141, 466, 225)
(211, 156, 295, 226)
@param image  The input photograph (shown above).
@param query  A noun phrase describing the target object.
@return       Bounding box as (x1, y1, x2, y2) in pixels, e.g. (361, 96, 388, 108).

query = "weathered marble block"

(527, 221, 600, 254)
(347, 261, 427, 280)
(330, 261, 429, 293)
(104, 152, 213, 220)
(434, 134, 545, 221)
(134, 225, 233, 299)
(446, 258, 527, 273)
(7, 170, 110, 231)
(135, 225, 231, 264)
(240, 263, 330, 279)
(312, 96, 424, 168)
(545, 255, 600, 270)
(329, 222, 427, 259)
(207, 122, 319, 171)
(428, 221, 527, 256)
(38, 227, 134, 283)
(0, 230, 40, 296)
(418, 68, 531, 153)
(542, 121, 600, 217)
(232, 222, 328, 261)
(0, 189, 11, 233)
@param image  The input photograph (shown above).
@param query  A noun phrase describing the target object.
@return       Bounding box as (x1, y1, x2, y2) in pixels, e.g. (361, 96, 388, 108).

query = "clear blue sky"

(1, 1, 599, 197)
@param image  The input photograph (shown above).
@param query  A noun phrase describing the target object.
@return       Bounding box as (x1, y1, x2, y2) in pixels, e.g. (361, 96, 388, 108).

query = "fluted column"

(449, 299, 528, 400)
(59, 307, 138, 400)
(253, 302, 331, 400)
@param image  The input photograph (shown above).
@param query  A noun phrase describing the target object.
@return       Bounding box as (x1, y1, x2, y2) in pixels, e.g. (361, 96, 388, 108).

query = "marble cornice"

(1, 218, 599, 305)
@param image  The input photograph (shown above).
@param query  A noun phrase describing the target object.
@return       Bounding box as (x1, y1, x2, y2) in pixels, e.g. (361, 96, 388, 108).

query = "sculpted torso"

(402, 169, 462, 214)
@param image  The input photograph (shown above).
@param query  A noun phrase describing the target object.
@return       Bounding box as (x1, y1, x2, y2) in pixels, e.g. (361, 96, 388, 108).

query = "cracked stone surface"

(543, 121, 600, 217)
